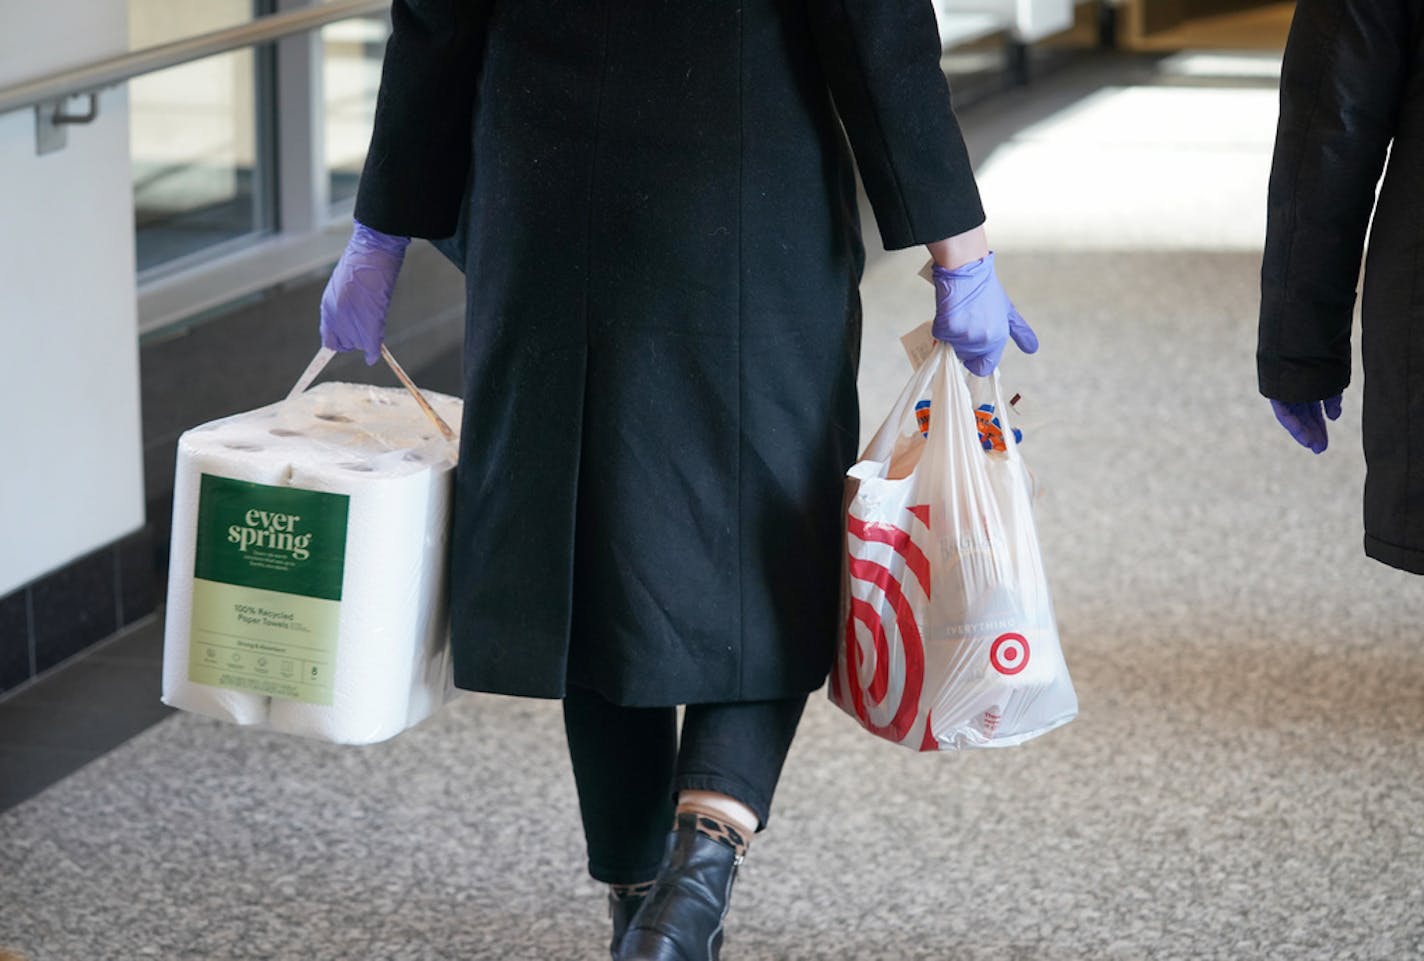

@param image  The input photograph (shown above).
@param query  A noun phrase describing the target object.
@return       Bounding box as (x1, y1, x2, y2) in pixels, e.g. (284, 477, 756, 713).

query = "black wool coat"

(355, 0, 986, 705)
(1259, 0, 1424, 575)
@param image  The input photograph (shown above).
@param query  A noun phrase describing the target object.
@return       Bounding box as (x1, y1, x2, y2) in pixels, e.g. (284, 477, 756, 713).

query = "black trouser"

(562, 684, 808, 884)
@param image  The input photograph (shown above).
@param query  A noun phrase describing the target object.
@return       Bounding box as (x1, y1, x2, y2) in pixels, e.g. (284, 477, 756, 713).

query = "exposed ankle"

(675, 803, 751, 860)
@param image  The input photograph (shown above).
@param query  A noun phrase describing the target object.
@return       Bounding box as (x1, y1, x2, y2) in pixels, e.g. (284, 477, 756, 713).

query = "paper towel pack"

(161, 383, 461, 745)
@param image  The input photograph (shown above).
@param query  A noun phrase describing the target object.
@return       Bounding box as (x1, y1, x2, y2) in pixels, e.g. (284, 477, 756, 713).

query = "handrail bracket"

(36, 92, 101, 156)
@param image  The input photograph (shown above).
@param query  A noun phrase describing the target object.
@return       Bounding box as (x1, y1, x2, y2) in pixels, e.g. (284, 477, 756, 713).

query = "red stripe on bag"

(847, 597, 891, 702)
(847, 514, 932, 598)
(845, 557, 925, 742)
(908, 504, 930, 527)
(919, 712, 938, 752)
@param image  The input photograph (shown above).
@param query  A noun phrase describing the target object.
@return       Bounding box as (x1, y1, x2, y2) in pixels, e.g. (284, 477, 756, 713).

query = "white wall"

(0, 2, 144, 595)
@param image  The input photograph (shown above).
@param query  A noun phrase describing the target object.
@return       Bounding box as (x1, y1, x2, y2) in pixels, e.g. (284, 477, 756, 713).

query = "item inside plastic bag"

(914, 397, 1023, 448)
(829, 343, 1077, 751)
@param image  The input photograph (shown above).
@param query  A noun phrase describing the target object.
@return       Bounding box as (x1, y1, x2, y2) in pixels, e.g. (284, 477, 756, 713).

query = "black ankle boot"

(614, 812, 743, 961)
(609, 889, 646, 959)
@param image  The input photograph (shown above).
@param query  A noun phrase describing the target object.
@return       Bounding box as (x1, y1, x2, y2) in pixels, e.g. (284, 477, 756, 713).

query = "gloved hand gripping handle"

(319, 220, 412, 366)
(931, 252, 1038, 376)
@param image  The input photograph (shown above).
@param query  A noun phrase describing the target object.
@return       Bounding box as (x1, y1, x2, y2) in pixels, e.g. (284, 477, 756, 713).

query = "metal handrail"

(0, 0, 388, 117)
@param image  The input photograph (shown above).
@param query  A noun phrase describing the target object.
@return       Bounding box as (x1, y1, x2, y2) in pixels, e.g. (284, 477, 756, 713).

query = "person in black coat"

(1260, 0, 1424, 575)
(318, 1, 1035, 956)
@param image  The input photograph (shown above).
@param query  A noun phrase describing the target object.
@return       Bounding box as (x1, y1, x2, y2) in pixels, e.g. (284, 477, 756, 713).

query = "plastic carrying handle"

(923, 347, 1024, 583)
(860, 344, 1024, 464)
(377, 345, 456, 443)
(972, 366, 1024, 462)
(860, 344, 947, 466)
(285, 344, 456, 444)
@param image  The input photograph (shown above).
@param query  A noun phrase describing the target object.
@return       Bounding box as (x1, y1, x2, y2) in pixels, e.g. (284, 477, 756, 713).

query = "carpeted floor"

(4, 53, 1423, 961)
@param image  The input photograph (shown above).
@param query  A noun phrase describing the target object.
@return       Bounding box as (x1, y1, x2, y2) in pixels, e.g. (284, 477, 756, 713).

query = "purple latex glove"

(1270, 395, 1343, 454)
(932, 252, 1038, 376)
(319, 220, 411, 365)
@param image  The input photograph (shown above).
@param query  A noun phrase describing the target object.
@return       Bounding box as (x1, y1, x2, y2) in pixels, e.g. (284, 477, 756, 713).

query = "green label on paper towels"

(193, 474, 348, 598)
(188, 474, 349, 705)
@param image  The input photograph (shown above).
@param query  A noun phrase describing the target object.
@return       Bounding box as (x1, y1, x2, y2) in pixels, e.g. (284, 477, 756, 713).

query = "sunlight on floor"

(975, 54, 1284, 252)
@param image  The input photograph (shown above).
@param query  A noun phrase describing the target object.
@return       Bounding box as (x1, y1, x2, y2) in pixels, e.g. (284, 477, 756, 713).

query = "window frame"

(135, 0, 382, 337)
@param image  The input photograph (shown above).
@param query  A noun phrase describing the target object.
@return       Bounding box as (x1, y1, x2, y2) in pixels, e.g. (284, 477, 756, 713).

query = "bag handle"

(976, 370, 1024, 461)
(286, 346, 336, 401)
(924, 353, 1021, 584)
(860, 343, 945, 465)
(377, 345, 457, 443)
(860, 342, 1024, 471)
(285, 344, 457, 443)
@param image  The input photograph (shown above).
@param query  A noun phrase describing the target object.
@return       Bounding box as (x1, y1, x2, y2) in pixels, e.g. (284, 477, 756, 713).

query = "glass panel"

(129, 1, 273, 274)
(323, 14, 390, 208)
(130, 48, 270, 273)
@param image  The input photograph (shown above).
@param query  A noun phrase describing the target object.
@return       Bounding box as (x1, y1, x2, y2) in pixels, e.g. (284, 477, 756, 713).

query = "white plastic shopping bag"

(829, 342, 1077, 750)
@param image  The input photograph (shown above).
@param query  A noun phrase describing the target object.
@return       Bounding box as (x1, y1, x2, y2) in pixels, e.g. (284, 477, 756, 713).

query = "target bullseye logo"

(989, 632, 1029, 675)
(832, 506, 933, 746)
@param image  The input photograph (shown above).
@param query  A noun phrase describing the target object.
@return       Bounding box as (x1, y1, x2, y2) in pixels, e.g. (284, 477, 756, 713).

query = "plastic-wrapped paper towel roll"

(161, 383, 461, 744)
(266, 453, 448, 743)
(161, 430, 290, 726)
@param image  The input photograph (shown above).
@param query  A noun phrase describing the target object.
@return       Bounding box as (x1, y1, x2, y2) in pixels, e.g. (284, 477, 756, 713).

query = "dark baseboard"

(0, 528, 157, 698)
